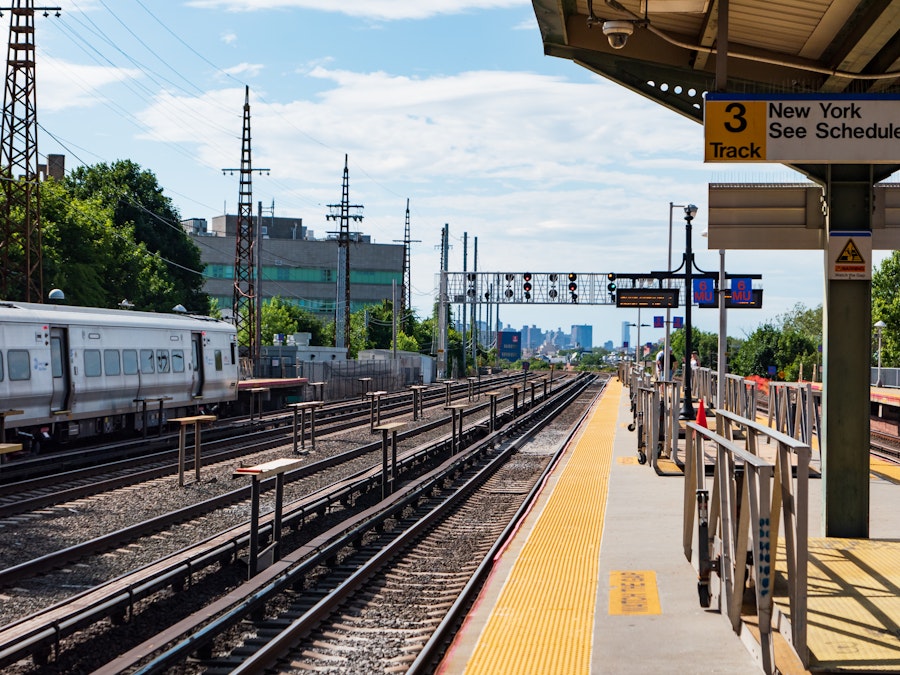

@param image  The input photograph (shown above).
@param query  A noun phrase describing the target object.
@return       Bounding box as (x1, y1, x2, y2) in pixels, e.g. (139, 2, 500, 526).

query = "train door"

(191, 333, 205, 398)
(49, 327, 71, 412)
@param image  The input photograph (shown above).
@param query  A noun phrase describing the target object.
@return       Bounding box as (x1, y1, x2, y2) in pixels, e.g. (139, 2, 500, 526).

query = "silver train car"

(0, 301, 238, 450)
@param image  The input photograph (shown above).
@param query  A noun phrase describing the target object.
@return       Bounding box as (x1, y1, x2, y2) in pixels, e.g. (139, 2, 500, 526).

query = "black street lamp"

(680, 204, 699, 420)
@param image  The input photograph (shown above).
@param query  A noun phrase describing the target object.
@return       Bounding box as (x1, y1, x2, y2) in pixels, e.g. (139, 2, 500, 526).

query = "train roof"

(0, 300, 235, 332)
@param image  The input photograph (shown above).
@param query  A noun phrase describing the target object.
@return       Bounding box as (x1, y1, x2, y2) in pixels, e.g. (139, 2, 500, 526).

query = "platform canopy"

(531, 0, 900, 182)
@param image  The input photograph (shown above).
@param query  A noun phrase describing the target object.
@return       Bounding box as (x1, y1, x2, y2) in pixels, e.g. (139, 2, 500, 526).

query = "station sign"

(704, 93, 900, 163)
(692, 279, 714, 305)
(615, 288, 679, 308)
(698, 289, 764, 309)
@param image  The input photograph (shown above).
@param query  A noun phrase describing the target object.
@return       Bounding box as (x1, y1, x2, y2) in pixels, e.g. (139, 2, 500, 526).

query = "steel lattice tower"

(326, 154, 363, 349)
(0, 2, 59, 302)
(230, 86, 256, 363)
(393, 198, 420, 333)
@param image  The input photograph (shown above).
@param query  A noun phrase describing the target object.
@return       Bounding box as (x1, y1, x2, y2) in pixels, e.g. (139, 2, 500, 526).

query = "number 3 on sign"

(704, 99, 767, 162)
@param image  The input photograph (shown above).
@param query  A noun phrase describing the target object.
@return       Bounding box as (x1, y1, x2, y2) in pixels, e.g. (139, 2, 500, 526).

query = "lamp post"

(680, 204, 699, 420)
(875, 320, 886, 387)
(665, 203, 686, 384)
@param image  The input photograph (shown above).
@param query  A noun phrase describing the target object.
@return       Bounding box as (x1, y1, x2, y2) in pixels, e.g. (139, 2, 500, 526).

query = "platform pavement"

(592, 383, 762, 674)
(440, 380, 764, 674)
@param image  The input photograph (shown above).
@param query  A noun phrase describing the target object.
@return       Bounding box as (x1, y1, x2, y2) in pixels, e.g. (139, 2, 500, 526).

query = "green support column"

(822, 165, 872, 538)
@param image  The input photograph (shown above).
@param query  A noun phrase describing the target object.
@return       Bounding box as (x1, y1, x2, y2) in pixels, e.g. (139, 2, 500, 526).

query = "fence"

(257, 359, 423, 401)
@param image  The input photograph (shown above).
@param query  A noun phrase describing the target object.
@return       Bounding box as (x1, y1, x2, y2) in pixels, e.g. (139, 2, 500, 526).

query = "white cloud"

(221, 31, 238, 45)
(185, 0, 529, 21)
(127, 65, 825, 336)
(36, 54, 141, 112)
(221, 62, 265, 78)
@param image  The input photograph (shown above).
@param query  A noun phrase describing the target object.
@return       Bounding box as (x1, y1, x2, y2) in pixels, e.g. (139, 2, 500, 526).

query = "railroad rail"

(0, 373, 598, 672)
(0, 372, 561, 518)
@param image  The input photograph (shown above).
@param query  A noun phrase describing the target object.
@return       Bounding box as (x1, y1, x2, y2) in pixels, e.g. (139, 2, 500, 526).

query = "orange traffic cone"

(696, 398, 708, 429)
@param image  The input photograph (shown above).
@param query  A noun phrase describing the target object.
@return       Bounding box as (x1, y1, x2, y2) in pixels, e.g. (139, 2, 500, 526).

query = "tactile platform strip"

(461, 379, 621, 674)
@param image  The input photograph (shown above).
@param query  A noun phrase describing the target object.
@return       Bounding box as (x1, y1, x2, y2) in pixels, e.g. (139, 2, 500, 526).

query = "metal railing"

(723, 373, 757, 419)
(682, 409, 810, 674)
(767, 381, 820, 450)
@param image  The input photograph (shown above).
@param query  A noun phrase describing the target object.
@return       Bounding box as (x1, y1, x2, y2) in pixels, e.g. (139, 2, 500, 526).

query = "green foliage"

(259, 297, 328, 347)
(873, 252, 900, 367)
(41, 178, 176, 308)
(63, 160, 207, 312)
(393, 331, 419, 352)
(730, 322, 817, 380)
(669, 327, 718, 369)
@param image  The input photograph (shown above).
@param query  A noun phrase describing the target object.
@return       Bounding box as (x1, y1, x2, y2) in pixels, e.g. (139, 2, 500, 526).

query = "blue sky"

(32, 0, 841, 348)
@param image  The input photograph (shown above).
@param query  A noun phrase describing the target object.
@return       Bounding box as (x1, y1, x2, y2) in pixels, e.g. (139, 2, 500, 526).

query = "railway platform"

(438, 377, 900, 674)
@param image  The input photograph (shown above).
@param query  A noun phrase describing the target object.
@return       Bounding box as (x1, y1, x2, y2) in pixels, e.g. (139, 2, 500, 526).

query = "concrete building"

(570, 324, 592, 349)
(186, 214, 404, 324)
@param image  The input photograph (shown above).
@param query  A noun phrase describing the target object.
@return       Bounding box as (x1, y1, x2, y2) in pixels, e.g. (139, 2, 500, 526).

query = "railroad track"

(0, 372, 561, 518)
(0, 370, 543, 486)
(0, 372, 600, 673)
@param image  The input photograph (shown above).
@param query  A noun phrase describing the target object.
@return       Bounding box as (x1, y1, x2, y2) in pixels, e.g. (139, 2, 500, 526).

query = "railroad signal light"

(523, 272, 532, 282)
(568, 273, 578, 303)
(548, 273, 558, 282)
(568, 272, 577, 282)
(548, 288, 558, 299)
(523, 272, 533, 298)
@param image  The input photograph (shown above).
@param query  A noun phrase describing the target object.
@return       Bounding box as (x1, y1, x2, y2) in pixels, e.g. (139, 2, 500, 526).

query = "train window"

(123, 350, 138, 375)
(84, 349, 102, 377)
(140, 349, 155, 374)
(214, 349, 223, 371)
(50, 336, 63, 378)
(104, 350, 121, 376)
(0, 351, 4, 381)
(172, 349, 185, 373)
(8, 350, 30, 381)
(156, 350, 170, 373)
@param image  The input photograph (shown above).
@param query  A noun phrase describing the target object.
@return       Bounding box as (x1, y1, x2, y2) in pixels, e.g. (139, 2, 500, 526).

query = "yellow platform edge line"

(460, 378, 621, 675)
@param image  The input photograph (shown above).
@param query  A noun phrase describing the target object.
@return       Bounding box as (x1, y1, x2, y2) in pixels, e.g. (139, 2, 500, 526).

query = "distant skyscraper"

(621, 321, 631, 349)
(570, 324, 592, 349)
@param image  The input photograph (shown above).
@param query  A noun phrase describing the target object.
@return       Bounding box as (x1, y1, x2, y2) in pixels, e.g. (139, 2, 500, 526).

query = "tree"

(730, 323, 780, 377)
(393, 331, 419, 352)
(41, 178, 176, 309)
(258, 297, 328, 347)
(65, 160, 207, 312)
(669, 327, 718, 370)
(730, 322, 816, 380)
(873, 252, 900, 366)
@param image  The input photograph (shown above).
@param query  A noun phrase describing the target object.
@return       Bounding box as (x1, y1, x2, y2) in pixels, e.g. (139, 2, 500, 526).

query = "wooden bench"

(0, 442, 22, 465)
(374, 422, 406, 498)
(170, 415, 217, 486)
(287, 401, 324, 454)
(233, 458, 305, 578)
(366, 390, 388, 431)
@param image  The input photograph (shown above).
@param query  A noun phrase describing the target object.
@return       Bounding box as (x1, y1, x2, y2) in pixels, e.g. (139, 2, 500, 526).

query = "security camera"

(602, 20, 634, 49)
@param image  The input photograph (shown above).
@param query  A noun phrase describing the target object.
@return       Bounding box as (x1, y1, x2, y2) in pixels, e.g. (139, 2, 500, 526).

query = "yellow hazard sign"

(828, 231, 871, 280)
(836, 239, 865, 264)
